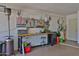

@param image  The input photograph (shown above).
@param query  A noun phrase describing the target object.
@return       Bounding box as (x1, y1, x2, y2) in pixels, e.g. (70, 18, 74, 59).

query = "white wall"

(0, 12, 18, 50)
(77, 11, 79, 43)
(66, 13, 77, 41)
(22, 9, 66, 32)
(0, 8, 65, 50)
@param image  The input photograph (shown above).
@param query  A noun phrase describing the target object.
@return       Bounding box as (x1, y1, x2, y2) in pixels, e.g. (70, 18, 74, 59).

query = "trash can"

(0, 41, 5, 56)
(56, 36, 60, 44)
(0, 42, 3, 56)
(50, 32, 57, 46)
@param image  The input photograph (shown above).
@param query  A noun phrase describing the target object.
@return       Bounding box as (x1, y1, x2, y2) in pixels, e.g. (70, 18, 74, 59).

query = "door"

(66, 14, 77, 41)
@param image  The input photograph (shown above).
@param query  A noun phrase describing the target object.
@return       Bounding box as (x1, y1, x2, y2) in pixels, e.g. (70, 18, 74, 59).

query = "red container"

(56, 37, 60, 44)
(24, 47, 31, 53)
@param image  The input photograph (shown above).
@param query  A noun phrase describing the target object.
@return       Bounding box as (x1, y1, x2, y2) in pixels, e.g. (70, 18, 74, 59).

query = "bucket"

(24, 47, 31, 53)
(23, 42, 31, 54)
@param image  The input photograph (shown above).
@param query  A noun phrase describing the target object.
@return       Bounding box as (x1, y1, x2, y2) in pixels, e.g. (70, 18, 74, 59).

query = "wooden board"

(18, 33, 53, 37)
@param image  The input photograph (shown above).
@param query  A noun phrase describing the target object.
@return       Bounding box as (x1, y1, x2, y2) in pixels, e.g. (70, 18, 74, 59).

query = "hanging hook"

(17, 10, 21, 16)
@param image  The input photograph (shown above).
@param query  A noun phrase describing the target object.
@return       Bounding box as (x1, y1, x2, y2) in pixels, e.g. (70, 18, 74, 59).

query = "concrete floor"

(15, 40, 79, 56)
(15, 45, 79, 56)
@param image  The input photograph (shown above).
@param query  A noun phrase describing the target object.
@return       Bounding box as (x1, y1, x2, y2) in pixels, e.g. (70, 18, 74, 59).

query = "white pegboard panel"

(0, 7, 5, 13)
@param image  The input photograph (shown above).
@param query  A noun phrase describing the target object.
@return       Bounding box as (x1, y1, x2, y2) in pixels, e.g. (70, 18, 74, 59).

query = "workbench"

(18, 33, 53, 54)
(18, 33, 53, 37)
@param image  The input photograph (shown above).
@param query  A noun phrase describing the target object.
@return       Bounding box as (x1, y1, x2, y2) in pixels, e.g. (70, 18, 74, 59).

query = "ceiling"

(1, 3, 79, 15)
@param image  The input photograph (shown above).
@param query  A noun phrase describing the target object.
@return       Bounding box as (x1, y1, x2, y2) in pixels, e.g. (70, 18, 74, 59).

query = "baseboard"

(60, 43, 79, 49)
(31, 44, 49, 48)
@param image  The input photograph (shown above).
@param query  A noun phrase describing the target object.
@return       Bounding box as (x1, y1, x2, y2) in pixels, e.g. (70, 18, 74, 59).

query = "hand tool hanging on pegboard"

(17, 10, 26, 25)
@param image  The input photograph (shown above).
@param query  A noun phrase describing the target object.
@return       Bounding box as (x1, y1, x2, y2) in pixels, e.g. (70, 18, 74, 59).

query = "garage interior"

(0, 3, 79, 56)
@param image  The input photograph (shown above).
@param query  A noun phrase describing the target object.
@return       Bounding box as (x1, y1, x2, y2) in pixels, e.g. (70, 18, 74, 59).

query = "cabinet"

(18, 33, 53, 54)
(22, 34, 48, 46)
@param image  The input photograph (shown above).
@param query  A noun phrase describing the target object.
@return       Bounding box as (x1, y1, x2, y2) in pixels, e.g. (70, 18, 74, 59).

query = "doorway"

(65, 14, 78, 47)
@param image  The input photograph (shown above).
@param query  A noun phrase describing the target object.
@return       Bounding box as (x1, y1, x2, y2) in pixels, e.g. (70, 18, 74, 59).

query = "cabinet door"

(23, 34, 48, 46)
(40, 34, 48, 45)
(30, 35, 42, 46)
(30, 34, 48, 46)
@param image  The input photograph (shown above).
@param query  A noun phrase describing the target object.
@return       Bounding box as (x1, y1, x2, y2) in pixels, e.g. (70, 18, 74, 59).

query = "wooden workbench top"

(18, 32, 53, 37)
